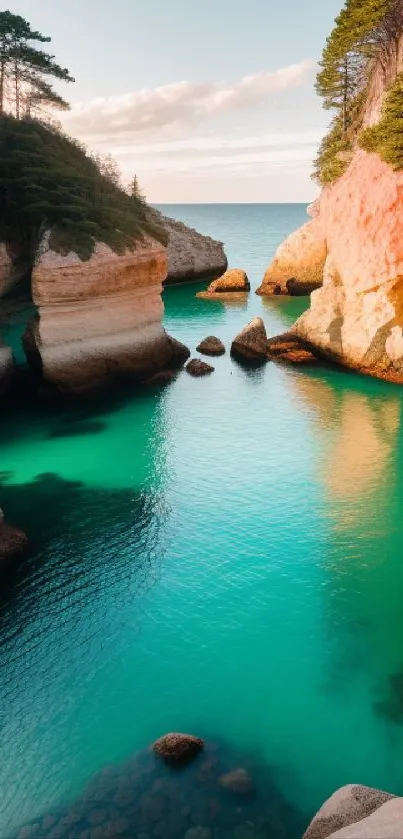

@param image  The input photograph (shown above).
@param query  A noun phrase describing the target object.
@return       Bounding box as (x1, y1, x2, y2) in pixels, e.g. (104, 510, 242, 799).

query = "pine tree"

(0, 11, 74, 118)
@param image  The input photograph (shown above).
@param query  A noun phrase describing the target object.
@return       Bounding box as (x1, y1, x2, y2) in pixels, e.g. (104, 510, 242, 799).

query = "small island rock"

(231, 317, 268, 365)
(152, 733, 204, 765)
(196, 336, 225, 356)
(197, 269, 250, 300)
(186, 359, 215, 377)
(218, 768, 255, 796)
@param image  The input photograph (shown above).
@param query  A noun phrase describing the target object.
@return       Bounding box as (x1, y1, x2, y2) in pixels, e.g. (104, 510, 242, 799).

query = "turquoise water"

(2, 204, 403, 837)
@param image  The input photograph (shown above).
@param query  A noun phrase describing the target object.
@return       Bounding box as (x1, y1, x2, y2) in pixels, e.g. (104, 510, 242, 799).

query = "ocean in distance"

(1, 204, 403, 838)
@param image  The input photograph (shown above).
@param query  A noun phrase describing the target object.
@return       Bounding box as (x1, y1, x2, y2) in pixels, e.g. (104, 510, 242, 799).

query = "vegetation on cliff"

(314, 0, 403, 185)
(0, 11, 166, 264)
(0, 11, 74, 118)
(360, 72, 403, 167)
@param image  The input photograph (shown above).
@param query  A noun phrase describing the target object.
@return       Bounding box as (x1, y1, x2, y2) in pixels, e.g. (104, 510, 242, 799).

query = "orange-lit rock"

(294, 149, 403, 381)
(257, 218, 326, 296)
(197, 268, 250, 300)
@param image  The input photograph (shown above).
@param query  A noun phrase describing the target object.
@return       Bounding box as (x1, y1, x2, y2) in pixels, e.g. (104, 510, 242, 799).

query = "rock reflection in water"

(9, 739, 304, 839)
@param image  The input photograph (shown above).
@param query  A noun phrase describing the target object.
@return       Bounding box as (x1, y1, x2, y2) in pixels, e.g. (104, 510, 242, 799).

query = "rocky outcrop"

(197, 269, 250, 301)
(152, 733, 204, 766)
(267, 333, 320, 365)
(186, 359, 215, 376)
(196, 336, 225, 356)
(303, 785, 398, 839)
(160, 215, 228, 286)
(0, 510, 28, 571)
(257, 218, 326, 296)
(231, 317, 268, 365)
(24, 234, 188, 396)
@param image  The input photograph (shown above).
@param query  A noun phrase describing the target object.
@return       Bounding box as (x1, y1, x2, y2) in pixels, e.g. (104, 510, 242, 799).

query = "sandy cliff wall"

(25, 235, 179, 395)
(257, 217, 326, 296)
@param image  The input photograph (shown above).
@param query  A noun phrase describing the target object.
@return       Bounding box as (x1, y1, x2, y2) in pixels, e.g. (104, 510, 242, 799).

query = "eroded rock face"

(0, 343, 14, 397)
(25, 234, 184, 396)
(152, 733, 204, 766)
(196, 336, 226, 356)
(0, 241, 28, 298)
(231, 317, 268, 365)
(197, 269, 250, 300)
(303, 784, 397, 839)
(257, 219, 326, 297)
(0, 518, 28, 571)
(161, 215, 228, 285)
(293, 149, 403, 381)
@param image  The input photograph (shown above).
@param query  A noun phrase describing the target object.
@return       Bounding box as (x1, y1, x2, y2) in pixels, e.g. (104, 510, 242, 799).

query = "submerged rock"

(267, 333, 320, 366)
(218, 769, 255, 796)
(196, 336, 226, 356)
(197, 269, 250, 301)
(152, 733, 204, 766)
(186, 359, 215, 377)
(257, 218, 326, 297)
(0, 519, 28, 571)
(303, 784, 397, 839)
(231, 317, 268, 365)
(159, 214, 228, 286)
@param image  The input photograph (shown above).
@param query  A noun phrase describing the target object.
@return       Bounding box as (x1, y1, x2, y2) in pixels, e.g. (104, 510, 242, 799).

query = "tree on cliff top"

(0, 10, 74, 119)
(313, 0, 403, 185)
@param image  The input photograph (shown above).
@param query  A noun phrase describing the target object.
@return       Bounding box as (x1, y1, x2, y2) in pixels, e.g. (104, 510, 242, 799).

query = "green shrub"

(0, 114, 167, 262)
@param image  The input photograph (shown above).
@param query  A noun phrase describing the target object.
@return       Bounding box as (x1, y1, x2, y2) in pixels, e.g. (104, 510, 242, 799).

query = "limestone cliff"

(159, 214, 228, 285)
(24, 234, 187, 396)
(269, 22, 403, 380)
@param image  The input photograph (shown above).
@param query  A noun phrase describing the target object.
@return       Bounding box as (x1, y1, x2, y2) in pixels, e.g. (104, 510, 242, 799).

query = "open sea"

(2, 204, 403, 839)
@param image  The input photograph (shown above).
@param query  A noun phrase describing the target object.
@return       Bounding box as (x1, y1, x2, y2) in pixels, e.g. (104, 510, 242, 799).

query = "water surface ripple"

(2, 205, 403, 837)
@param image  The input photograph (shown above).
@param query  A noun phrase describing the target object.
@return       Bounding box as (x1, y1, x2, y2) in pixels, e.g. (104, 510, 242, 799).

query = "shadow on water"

(7, 736, 306, 839)
(47, 420, 108, 439)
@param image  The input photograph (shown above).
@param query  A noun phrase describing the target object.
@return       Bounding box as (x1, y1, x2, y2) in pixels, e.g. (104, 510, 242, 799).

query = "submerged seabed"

(7, 738, 305, 839)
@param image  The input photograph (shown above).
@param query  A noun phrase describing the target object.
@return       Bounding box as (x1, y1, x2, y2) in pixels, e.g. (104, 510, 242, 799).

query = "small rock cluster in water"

(10, 736, 304, 839)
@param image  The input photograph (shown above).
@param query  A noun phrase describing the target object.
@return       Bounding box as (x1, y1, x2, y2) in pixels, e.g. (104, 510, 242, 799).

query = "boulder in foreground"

(197, 269, 250, 300)
(231, 317, 268, 365)
(152, 733, 204, 766)
(303, 784, 398, 839)
(196, 336, 225, 356)
(186, 359, 215, 377)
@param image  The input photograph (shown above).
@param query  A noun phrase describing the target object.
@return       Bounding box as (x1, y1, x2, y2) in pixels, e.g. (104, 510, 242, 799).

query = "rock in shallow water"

(231, 318, 268, 365)
(152, 733, 205, 766)
(219, 769, 255, 796)
(186, 359, 215, 377)
(267, 333, 320, 366)
(197, 269, 250, 300)
(196, 336, 226, 356)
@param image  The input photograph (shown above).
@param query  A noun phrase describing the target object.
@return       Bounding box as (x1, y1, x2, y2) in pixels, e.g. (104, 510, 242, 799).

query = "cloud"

(63, 59, 315, 142)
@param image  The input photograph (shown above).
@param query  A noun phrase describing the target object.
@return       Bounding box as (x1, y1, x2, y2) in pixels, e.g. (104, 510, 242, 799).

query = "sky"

(7, 0, 342, 202)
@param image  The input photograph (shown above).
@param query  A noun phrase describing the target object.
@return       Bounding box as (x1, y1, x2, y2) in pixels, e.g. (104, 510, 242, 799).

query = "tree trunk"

(342, 57, 348, 133)
(0, 61, 4, 114)
(14, 59, 19, 119)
